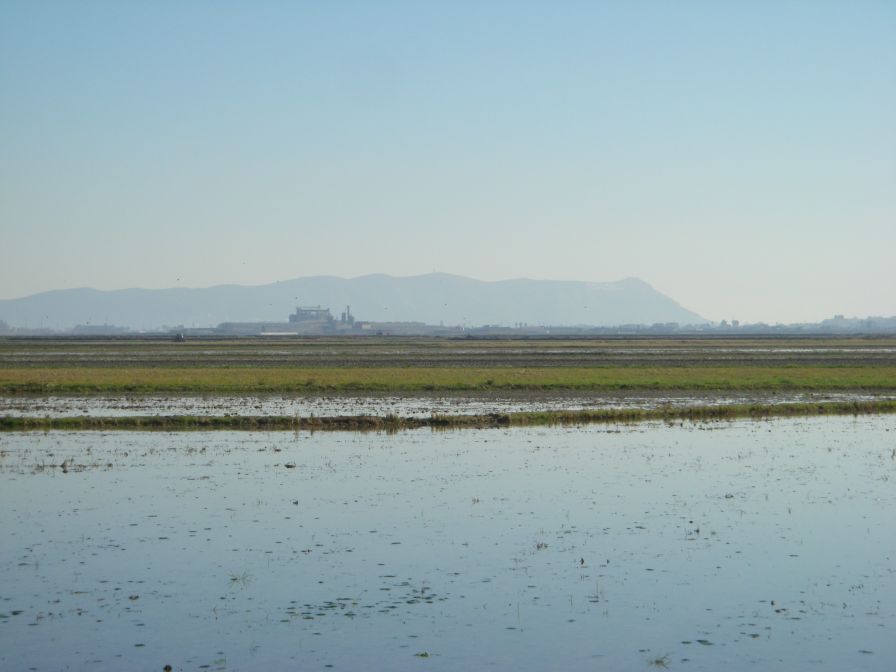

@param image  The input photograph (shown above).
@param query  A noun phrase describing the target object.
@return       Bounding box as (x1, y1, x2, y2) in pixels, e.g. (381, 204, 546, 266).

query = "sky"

(1, 1, 893, 323)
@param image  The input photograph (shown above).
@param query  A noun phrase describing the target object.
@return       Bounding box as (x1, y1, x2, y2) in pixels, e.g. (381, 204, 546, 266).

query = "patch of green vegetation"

(3, 400, 895, 432)
(1, 365, 894, 395)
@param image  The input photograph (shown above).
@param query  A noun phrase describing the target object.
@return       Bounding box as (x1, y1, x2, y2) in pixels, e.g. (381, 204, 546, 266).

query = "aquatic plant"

(647, 653, 670, 668)
(228, 570, 253, 588)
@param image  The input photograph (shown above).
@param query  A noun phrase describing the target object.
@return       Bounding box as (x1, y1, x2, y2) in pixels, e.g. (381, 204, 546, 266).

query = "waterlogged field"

(2, 416, 895, 671)
(3, 390, 895, 419)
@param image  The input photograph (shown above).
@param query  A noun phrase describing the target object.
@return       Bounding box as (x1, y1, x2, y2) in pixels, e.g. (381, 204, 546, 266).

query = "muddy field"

(3, 390, 895, 419)
(3, 336, 896, 368)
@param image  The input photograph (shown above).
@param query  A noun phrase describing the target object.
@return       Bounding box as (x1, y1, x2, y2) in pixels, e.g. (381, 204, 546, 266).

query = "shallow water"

(1, 416, 894, 670)
(2, 390, 892, 418)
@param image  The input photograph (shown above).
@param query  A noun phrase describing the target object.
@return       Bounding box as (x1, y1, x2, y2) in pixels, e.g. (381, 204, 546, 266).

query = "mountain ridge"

(0, 274, 706, 330)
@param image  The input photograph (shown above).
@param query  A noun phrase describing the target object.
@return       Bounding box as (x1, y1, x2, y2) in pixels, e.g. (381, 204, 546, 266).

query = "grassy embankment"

(2, 365, 896, 395)
(3, 400, 896, 432)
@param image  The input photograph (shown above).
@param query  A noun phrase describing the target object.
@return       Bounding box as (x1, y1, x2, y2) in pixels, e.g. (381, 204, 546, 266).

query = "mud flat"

(1, 415, 894, 670)
(3, 390, 895, 419)
(2, 399, 896, 432)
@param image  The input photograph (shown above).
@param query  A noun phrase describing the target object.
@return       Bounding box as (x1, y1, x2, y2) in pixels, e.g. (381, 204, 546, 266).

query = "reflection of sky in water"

(1, 416, 894, 670)
(2, 391, 894, 418)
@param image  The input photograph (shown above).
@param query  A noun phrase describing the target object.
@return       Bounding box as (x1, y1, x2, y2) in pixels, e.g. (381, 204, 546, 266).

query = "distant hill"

(0, 273, 706, 330)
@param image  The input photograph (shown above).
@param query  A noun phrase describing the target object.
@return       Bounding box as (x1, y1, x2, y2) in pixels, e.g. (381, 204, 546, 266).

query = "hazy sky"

(1, 1, 893, 323)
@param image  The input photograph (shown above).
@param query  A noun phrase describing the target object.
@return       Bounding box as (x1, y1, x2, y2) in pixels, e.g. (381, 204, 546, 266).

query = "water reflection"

(1, 416, 894, 670)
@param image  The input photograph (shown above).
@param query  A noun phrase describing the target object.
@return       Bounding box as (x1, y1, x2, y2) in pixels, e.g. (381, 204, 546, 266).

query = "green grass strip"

(3, 400, 895, 432)
(1, 365, 895, 394)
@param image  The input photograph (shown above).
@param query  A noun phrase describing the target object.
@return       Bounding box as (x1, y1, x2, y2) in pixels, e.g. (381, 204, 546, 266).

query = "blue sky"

(1, 1, 893, 322)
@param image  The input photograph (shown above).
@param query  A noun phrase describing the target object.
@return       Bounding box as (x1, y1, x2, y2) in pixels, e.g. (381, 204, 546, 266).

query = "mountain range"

(0, 273, 706, 330)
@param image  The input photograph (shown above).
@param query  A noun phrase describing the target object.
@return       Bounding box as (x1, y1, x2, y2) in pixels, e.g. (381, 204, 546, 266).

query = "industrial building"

(214, 304, 361, 335)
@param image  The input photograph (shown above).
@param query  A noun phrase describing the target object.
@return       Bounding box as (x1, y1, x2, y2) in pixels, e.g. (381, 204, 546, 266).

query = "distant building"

(289, 306, 334, 323)
(340, 305, 355, 325)
(213, 303, 363, 336)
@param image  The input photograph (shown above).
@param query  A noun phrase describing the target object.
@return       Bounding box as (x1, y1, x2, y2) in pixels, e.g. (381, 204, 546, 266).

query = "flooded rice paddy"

(2, 390, 894, 419)
(1, 416, 895, 670)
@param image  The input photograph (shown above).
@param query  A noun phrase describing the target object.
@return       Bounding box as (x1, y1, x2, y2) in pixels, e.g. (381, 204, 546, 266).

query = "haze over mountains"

(0, 274, 706, 330)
